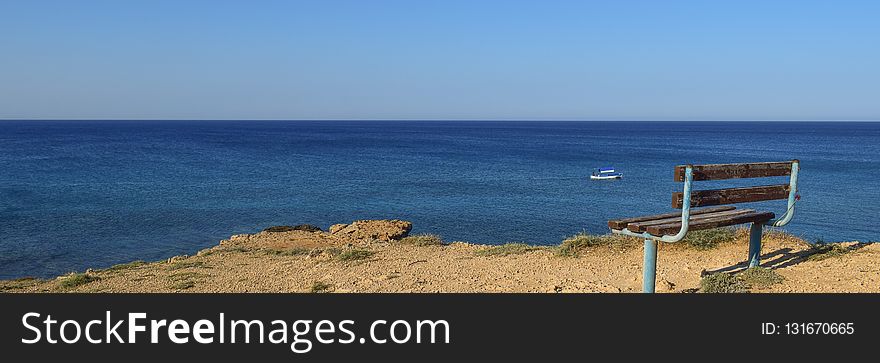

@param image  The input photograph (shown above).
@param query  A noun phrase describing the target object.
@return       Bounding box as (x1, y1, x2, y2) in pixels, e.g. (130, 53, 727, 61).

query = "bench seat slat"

(645, 210, 775, 236)
(626, 208, 756, 232)
(607, 206, 735, 230)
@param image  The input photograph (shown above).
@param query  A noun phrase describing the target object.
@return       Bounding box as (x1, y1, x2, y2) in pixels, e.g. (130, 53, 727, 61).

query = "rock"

(381, 273, 401, 280)
(220, 234, 250, 246)
(659, 279, 676, 291)
(167, 255, 188, 263)
(196, 248, 213, 256)
(597, 283, 622, 293)
(263, 224, 322, 233)
(329, 220, 412, 241)
(328, 224, 348, 233)
(311, 250, 338, 262)
(294, 224, 323, 232)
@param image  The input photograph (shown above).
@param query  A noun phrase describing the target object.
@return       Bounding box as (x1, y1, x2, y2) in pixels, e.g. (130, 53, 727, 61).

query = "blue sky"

(1, 0, 878, 120)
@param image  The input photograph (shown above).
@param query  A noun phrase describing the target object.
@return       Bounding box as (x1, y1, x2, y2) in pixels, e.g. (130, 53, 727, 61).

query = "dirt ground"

(2, 220, 878, 293)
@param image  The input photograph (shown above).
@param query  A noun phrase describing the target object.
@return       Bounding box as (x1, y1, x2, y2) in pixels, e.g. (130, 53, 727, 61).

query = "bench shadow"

(705, 243, 873, 274)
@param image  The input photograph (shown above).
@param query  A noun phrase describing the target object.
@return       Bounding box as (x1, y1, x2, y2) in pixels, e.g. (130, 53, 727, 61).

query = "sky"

(1, 0, 878, 121)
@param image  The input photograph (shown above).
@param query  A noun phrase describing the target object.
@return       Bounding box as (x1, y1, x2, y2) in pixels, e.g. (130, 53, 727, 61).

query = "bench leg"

(748, 222, 763, 268)
(643, 239, 658, 293)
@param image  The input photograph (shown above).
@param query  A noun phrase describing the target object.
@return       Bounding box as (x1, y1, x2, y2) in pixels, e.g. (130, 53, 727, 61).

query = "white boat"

(590, 167, 622, 180)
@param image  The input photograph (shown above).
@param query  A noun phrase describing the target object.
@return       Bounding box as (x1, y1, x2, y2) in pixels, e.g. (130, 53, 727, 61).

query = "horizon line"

(1, 118, 879, 122)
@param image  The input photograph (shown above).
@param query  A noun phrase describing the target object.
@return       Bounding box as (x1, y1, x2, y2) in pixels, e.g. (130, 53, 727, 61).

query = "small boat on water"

(590, 167, 622, 180)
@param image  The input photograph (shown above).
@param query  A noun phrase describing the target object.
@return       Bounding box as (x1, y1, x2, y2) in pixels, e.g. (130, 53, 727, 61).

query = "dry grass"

(310, 281, 333, 293)
(0, 277, 42, 292)
(103, 260, 148, 272)
(264, 247, 311, 256)
(170, 280, 196, 290)
(475, 243, 541, 257)
(700, 272, 749, 293)
(739, 267, 784, 289)
(681, 228, 737, 250)
(398, 234, 444, 246)
(167, 271, 207, 290)
(336, 249, 374, 261)
(57, 273, 100, 289)
(806, 242, 854, 261)
(557, 233, 637, 257)
(700, 267, 784, 293)
(167, 259, 207, 270)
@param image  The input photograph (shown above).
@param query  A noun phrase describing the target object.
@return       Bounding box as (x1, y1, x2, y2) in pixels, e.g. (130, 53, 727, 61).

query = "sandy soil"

(2, 220, 877, 293)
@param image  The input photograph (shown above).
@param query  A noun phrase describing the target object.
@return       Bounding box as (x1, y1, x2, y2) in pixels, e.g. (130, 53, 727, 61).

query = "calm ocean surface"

(1, 121, 878, 278)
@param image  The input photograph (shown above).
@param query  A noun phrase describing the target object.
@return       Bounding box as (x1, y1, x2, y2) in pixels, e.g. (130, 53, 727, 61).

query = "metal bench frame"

(610, 161, 800, 293)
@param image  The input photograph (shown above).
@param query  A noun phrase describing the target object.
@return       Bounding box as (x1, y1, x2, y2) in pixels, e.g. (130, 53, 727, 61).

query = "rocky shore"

(2, 220, 877, 293)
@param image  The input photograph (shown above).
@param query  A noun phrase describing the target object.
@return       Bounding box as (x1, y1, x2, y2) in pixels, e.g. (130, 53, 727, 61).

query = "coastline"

(2, 220, 877, 293)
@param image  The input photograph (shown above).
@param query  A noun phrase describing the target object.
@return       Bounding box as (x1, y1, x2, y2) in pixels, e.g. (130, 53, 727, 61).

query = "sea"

(1, 120, 878, 279)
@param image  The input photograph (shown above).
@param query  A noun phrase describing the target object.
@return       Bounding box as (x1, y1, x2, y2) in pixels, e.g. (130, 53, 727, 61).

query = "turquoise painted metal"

(643, 239, 658, 293)
(611, 166, 693, 293)
(751, 160, 800, 267)
(610, 161, 800, 293)
(748, 223, 763, 268)
(768, 161, 800, 228)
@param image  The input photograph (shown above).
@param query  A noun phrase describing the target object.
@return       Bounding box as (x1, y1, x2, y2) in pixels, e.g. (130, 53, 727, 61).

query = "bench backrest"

(672, 161, 799, 209)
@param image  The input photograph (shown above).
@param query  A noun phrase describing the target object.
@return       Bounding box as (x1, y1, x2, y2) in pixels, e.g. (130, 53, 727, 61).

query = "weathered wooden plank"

(646, 211, 775, 236)
(672, 184, 790, 208)
(607, 206, 736, 230)
(626, 208, 756, 232)
(674, 161, 795, 182)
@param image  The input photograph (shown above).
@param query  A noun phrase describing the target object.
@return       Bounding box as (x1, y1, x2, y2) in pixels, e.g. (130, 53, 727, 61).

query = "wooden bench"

(608, 160, 800, 292)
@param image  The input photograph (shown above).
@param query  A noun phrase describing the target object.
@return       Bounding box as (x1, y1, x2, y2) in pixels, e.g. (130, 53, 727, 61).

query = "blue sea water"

(1, 121, 878, 279)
